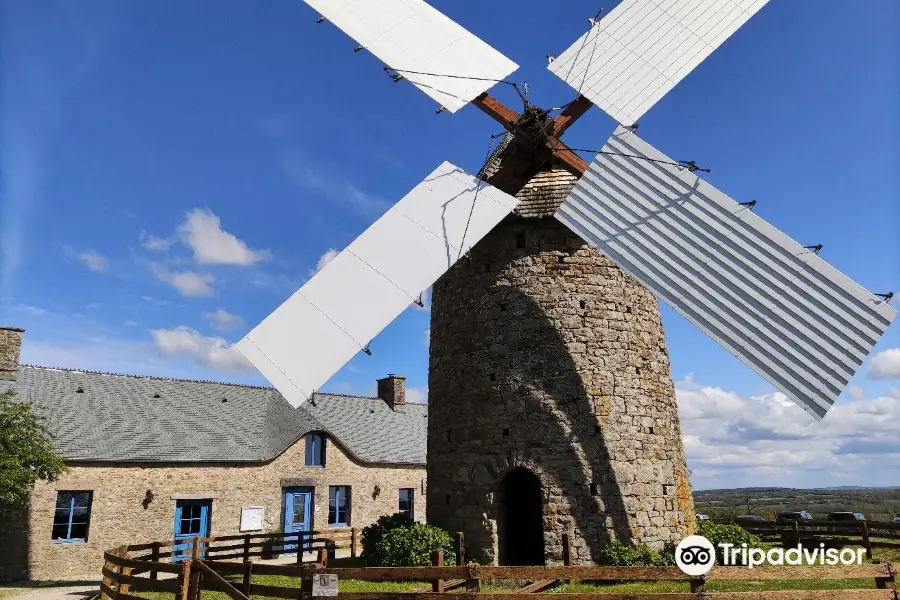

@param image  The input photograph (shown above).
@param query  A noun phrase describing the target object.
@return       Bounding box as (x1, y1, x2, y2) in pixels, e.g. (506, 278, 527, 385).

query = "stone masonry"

(427, 160, 695, 565)
(8, 437, 425, 581)
(0, 327, 24, 381)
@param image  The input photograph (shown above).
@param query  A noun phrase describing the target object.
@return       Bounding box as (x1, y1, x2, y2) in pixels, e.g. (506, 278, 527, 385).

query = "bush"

(597, 539, 674, 566)
(363, 520, 456, 567)
(697, 520, 760, 564)
(361, 513, 410, 563)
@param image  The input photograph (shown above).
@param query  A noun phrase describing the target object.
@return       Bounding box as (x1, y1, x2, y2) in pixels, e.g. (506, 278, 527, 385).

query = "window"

(52, 491, 92, 542)
(398, 488, 414, 522)
(305, 433, 325, 467)
(328, 486, 350, 527)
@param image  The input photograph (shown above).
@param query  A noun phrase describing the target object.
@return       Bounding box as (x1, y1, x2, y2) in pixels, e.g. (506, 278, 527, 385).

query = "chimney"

(0, 327, 24, 382)
(377, 374, 406, 411)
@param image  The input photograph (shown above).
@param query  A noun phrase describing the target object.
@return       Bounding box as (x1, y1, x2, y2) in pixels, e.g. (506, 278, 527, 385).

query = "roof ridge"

(20, 364, 275, 390)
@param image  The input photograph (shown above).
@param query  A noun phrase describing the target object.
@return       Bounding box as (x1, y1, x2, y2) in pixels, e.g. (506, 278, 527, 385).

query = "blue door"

(173, 500, 211, 561)
(283, 487, 313, 552)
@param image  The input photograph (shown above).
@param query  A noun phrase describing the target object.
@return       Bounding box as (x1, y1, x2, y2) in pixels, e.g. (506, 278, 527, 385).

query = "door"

(283, 487, 313, 552)
(173, 499, 211, 561)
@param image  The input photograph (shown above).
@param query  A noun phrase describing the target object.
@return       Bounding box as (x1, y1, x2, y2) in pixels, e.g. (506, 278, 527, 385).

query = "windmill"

(236, 0, 896, 563)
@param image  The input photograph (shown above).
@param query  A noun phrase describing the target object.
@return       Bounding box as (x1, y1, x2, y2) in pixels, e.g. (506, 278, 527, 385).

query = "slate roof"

(0, 366, 426, 465)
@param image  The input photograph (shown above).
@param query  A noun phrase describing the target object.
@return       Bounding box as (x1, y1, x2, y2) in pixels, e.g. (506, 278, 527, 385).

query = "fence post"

(150, 542, 160, 580)
(115, 546, 130, 596)
(242, 560, 253, 598)
(454, 532, 465, 566)
(874, 562, 895, 590)
(465, 563, 480, 593)
(178, 558, 192, 600)
(860, 521, 873, 560)
(317, 548, 328, 567)
(431, 549, 445, 593)
(791, 520, 800, 547)
(189, 537, 202, 600)
(101, 556, 114, 600)
(243, 535, 251, 563)
(351, 527, 359, 559)
(297, 532, 304, 565)
(561, 533, 572, 584)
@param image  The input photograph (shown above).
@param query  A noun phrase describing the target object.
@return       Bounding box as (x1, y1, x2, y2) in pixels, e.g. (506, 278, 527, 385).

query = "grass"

(0, 589, 32, 600)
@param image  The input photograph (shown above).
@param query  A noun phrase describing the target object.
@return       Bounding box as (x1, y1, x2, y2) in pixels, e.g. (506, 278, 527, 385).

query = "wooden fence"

(715, 518, 900, 559)
(101, 531, 898, 600)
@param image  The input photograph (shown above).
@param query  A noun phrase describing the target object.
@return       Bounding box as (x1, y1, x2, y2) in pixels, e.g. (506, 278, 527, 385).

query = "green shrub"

(366, 522, 457, 567)
(697, 520, 760, 564)
(597, 539, 674, 566)
(361, 513, 410, 563)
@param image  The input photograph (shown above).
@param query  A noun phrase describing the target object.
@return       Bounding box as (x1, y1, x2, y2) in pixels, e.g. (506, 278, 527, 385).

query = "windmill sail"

(555, 126, 897, 420)
(548, 0, 770, 126)
(303, 0, 518, 113)
(238, 162, 519, 407)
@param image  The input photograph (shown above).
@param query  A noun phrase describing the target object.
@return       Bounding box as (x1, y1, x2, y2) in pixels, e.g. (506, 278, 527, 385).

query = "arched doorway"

(498, 468, 545, 565)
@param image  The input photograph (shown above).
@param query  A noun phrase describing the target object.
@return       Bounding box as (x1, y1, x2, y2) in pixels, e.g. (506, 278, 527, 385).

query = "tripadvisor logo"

(675, 535, 866, 575)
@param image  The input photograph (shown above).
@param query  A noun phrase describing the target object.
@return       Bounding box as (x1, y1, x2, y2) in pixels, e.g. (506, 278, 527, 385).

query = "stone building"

(427, 138, 695, 566)
(0, 327, 426, 582)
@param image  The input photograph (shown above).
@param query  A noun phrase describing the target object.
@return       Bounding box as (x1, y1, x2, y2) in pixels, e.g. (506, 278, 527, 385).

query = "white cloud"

(676, 376, 900, 489)
(152, 266, 215, 298)
(406, 385, 428, 404)
(868, 348, 900, 380)
(177, 208, 271, 266)
(203, 308, 245, 332)
(890, 387, 900, 400)
(424, 329, 430, 347)
(123, 319, 138, 327)
(16, 304, 47, 316)
(150, 326, 254, 373)
(140, 232, 172, 251)
(311, 249, 339, 275)
(847, 385, 864, 399)
(76, 249, 110, 274)
(277, 149, 389, 216)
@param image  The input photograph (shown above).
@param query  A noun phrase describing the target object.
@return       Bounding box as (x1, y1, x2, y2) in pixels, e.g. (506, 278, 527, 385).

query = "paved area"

(0, 584, 99, 600)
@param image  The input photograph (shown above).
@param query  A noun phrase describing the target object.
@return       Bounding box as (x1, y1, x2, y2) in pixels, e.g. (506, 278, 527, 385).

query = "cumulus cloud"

(76, 249, 110, 273)
(676, 377, 900, 488)
(890, 387, 900, 400)
(177, 208, 271, 266)
(203, 308, 245, 332)
(140, 232, 172, 251)
(406, 385, 428, 404)
(847, 385, 864, 399)
(868, 348, 900, 380)
(152, 266, 215, 298)
(311, 248, 338, 275)
(150, 326, 253, 373)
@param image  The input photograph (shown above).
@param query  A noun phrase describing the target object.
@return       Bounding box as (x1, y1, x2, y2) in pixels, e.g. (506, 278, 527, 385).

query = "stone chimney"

(377, 374, 406, 411)
(0, 327, 24, 382)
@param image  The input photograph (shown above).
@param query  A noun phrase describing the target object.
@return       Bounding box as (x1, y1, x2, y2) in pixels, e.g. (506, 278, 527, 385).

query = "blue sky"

(1, 0, 898, 489)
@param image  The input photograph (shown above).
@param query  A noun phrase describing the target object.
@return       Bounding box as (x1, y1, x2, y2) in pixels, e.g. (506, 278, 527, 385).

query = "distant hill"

(693, 487, 900, 521)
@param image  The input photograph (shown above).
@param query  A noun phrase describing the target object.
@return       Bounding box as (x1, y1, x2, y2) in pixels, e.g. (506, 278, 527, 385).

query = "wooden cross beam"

(471, 93, 589, 177)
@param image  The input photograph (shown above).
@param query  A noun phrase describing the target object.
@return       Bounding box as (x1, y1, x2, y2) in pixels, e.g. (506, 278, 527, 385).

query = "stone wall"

(0, 327, 24, 381)
(427, 214, 694, 565)
(10, 434, 425, 581)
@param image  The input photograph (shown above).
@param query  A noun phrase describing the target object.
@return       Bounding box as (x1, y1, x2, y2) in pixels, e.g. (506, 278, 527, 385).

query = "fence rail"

(714, 518, 900, 559)
(100, 531, 898, 600)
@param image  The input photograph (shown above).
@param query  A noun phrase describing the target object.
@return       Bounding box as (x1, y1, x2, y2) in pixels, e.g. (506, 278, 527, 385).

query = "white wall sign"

(312, 573, 338, 597)
(239, 506, 264, 532)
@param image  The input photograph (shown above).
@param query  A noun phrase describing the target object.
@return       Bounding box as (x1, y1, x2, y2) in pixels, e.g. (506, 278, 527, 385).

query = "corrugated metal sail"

(238, 161, 519, 407)
(555, 126, 897, 420)
(302, 0, 518, 113)
(548, 0, 770, 126)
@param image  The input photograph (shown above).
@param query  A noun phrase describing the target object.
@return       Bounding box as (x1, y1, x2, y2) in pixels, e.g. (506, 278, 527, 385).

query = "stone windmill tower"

(426, 124, 694, 566)
(238, 0, 897, 568)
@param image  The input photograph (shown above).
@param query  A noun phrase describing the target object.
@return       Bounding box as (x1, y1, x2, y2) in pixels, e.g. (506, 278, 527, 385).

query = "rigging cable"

(457, 132, 508, 260)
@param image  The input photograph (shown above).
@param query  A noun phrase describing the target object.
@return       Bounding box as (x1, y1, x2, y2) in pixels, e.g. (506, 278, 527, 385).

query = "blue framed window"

(305, 433, 325, 467)
(52, 491, 92, 542)
(398, 488, 414, 522)
(328, 486, 350, 527)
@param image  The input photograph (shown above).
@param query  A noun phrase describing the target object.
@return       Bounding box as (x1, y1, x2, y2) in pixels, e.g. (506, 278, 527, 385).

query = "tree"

(0, 388, 67, 511)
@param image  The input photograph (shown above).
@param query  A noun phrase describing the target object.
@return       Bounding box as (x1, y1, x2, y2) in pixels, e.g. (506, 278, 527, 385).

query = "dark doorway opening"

(498, 468, 545, 565)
